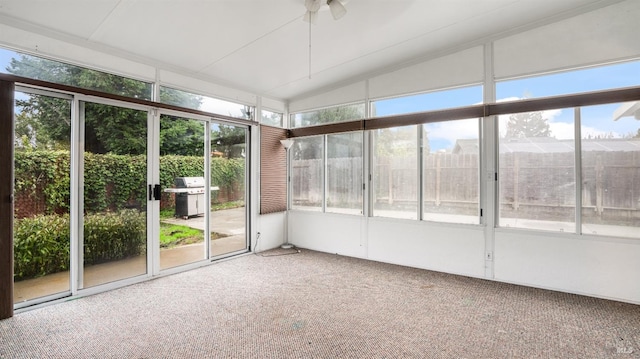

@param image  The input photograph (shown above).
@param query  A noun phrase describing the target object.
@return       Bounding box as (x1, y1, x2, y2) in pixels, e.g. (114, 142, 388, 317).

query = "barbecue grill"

(164, 177, 219, 219)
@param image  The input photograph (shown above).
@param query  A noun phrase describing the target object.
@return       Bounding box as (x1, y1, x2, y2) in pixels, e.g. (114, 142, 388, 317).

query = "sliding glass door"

(157, 115, 249, 269)
(13, 90, 250, 308)
(158, 114, 207, 270)
(13, 90, 72, 305)
(209, 123, 247, 258)
(80, 101, 148, 288)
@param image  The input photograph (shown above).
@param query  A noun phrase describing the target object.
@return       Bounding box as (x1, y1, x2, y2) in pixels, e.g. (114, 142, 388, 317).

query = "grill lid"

(175, 176, 205, 188)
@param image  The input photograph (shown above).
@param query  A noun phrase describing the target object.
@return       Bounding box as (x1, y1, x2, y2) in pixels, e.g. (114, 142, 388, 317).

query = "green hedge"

(15, 150, 244, 216)
(14, 210, 146, 281)
(13, 214, 70, 281)
(84, 152, 147, 212)
(83, 210, 146, 265)
(159, 155, 245, 202)
(14, 150, 71, 214)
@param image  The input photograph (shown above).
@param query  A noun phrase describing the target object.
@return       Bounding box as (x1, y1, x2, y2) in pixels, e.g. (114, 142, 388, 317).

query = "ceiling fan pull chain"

(309, 20, 312, 79)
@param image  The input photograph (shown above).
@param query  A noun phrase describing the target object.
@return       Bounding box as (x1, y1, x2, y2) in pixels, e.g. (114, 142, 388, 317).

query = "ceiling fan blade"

(304, 0, 322, 12)
(328, 0, 347, 20)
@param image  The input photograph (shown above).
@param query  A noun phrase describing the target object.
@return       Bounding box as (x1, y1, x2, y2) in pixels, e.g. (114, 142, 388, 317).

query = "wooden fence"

(292, 151, 640, 224)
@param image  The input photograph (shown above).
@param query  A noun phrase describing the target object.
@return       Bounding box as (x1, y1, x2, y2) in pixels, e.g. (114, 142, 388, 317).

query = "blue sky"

(496, 61, 640, 99)
(497, 61, 640, 141)
(0, 48, 13, 73)
(374, 61, 640, 150)
(2, 46, 639, 150)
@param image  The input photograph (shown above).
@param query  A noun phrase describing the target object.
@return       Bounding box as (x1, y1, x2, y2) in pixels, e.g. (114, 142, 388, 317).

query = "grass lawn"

(160, 223, 203, 248)
(159, 223, 229, 248)
(159, 201, 240, 248)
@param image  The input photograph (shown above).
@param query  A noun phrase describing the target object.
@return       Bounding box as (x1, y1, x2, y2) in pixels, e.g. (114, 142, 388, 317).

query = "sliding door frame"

(12, 86, 75, 310)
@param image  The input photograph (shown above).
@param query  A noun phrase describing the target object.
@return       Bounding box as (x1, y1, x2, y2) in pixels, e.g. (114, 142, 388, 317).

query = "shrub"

(83, 210, 146, 265)
(14, 210, 146, 281)
(13, 214, 70, 281)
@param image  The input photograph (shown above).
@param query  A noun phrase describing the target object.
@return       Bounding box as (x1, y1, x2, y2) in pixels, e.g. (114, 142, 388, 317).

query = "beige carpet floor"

(1, 248, 638, 358)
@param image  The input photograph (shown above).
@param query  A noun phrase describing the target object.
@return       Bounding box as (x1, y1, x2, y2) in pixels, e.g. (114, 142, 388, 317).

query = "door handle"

(153, 184, 161, 201)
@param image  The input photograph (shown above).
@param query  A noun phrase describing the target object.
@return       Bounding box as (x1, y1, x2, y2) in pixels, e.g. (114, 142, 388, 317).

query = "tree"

(211, 124, 246, 158)
(8, 54, 203, 155)
(290, 105, 365, 159)
(292, 136, 323, 162)
(374, 126, 418, 157)
(159, 117, 205, 156)
(159, 87, 202, 110)
(622, 129, 640, 139)
(261, 111, 283, 127)
(505, 111, 551, 138)
(14, 97, 71, 151)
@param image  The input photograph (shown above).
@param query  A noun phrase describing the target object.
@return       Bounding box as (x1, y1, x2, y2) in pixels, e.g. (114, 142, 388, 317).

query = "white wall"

(255, 212, 286, 252)
(368, 46, 484, 101)
(289, 210, 487, 278)
(494, 231, 640, 303)
(288, 81, 367, 114)
(289, 211, 367, 258)
(367, 218, 486, 278)
(494, 0, 640, 80)
(261, 96, 286, 114)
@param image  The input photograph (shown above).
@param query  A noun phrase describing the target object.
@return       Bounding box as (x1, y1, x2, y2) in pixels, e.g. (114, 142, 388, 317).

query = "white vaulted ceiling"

(0, 0, 625, 101)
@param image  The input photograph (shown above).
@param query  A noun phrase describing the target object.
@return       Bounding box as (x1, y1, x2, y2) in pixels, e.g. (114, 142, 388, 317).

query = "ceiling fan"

(302, 0, 347, 79)
(303, 0, 347, 23)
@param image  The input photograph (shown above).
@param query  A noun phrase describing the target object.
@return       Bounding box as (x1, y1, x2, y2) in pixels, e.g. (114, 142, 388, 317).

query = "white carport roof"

(613, 101, 640, 121)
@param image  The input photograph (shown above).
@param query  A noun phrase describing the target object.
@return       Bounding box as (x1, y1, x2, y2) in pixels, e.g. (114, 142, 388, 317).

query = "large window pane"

(82, 102, 148, 288)
(423, 119, 479, 224)
(498, 109, 576, 232)
(291, 136, 323, 211)
(581, 103, 640, 238)
(373, 126, 418, 220)
(209, 123, 247, 257)
(497, 60, 640, 100)
(291, 103, 365, 128)
(13, 92, 71, 304)
(372, 85, 483, 117)
(1, 48, 152, 100)
(159, 115, 206, 270)
(261, 109, 283, 128)
(326, 133, 363, 215)
(160, 86, 253, 120)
